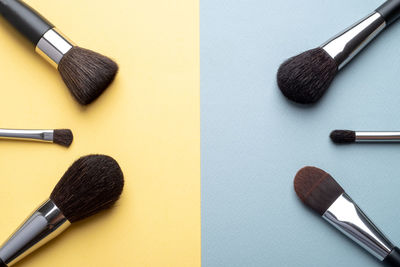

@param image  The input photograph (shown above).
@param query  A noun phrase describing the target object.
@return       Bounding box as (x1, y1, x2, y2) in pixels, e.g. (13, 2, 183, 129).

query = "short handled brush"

(0, 0, 118, 105)
(0, 155, 124, 266)
(0, 128, 73, 147)
(294, 166, 400, 266)
(331, 130, 400, 143)
(277, 0, 400, 104)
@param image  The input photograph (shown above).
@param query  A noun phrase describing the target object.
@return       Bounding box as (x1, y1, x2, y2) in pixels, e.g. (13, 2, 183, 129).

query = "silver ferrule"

(35, 28, 74, 68)
(323, 193, 394, 261)
(0, 129, 54, 143)
(0, 199, 70, 266)
(321, 12, 386, 70)
(356, 131, 400, 142)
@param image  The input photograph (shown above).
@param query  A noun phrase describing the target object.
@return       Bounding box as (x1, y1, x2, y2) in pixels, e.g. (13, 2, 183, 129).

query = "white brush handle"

(0, 129, 53, 142)
(356, 131, 400, 142)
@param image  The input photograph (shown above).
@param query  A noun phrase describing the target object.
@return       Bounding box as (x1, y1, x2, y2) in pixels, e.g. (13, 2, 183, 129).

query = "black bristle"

(330, 130, 356, 144)
(50, 155, 124, 223)
(294, 166, 344, 216)
(277, 48, 338, 104)
(58, 47, 118, 105)
(53, 129, 73, 147)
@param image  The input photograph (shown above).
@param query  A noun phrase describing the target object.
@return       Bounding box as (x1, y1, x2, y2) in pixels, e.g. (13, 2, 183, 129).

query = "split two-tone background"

(1, 0, 400, 266)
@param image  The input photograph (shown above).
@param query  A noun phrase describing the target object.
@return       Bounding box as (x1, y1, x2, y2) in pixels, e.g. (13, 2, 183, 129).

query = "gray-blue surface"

(201, 0, 400, 266)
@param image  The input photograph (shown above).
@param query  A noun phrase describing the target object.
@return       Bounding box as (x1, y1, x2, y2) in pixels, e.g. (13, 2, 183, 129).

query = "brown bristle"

(58, 47, 118, 105)
(50, 155, 124, 223)
(294, 166, 344, 216)
(53, 129, 73, 147)
(277, 48, 338, 104)
(330, 130, 356, 144)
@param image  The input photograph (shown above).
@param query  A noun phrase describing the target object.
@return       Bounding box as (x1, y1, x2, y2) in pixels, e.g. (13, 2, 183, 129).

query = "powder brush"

(331, 130, 400, 143)
(277, 0, 400, 104)
(294, 166, 400, 266)
(0, 155, 124, 266)
(0, 0, 118, 105)
(0, 128, 73, 147)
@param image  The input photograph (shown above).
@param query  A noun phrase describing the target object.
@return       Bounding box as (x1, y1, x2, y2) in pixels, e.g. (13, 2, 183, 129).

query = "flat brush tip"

(330, 130, 356, 144)
(53, 129, 73, 147)
(277, 48, 338, 104)
(58, 46, 118, 105)
(294, 166, 344, 216)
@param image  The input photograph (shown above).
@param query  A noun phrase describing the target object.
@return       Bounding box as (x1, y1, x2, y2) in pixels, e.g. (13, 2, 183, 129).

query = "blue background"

(201, 0, 400, 266)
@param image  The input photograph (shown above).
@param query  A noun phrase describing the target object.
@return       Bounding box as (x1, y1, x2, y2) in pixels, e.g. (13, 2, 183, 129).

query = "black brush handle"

(0, 258, 5, 267)
(0, 0, 53, 46)
(384, 247, 400, 266)
(376, 0, 400, 25)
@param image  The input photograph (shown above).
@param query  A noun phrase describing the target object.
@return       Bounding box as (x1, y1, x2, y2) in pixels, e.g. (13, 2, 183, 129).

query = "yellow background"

(0, 0, 200, 266)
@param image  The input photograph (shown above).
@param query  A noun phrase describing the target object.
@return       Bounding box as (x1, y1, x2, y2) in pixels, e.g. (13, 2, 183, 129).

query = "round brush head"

(294, 166, 344, 216)
(53, 129, 73, 147)
(330, 130, 356, 144)
(50, 155, 124, 223)
(277, 48, 338, 104)
(58, 47, 119, 105)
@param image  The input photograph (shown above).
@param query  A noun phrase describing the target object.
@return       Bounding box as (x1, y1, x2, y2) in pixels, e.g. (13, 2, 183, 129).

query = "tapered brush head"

(58, 47, 118, 105)
(294, 166, 344, 216)
(277, 48, 338, 104)
(53, 129, 73, 147)
(330, 130, 356, 144)
(50, 155, 124, 223)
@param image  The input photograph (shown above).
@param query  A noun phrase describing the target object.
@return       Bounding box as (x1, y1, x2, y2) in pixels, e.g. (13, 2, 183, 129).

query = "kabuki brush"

(294, 166, 400, 266)
(0, 128, 73, 147)
(331, 130, 400, 144)
(0, 155, 124, 266)
(0, 0, 118, 105)
(277, 0, 400, 104)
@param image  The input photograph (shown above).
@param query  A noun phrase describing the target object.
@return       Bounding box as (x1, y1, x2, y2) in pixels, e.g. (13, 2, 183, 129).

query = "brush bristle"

(53, 129, 73, 147)
(50, 155, 124, 223)
(58, 47, 118, 105)
(277, 48, 338, 104)
(294, 166, 344, 216)
(330, 130, 356, 144)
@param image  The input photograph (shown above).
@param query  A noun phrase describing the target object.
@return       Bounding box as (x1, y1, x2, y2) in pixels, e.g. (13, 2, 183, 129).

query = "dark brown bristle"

(53, 129, 73, 147)
(50, 155, 124, 223)
(294, 166, 344, 216)
(277, 48, 338, 104)
(330, 130, 356, 144)
(58, 47, 118, 105)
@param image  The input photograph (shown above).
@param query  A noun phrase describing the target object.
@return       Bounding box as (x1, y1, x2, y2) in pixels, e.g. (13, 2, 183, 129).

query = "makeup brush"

(0, 0, 118, 105)
(0, 155, 124, 266)
(294, 166, 400, 266)
(0, 128, 73, 147)
(277, 0, 400, 104)
(331, 130, 400, 143)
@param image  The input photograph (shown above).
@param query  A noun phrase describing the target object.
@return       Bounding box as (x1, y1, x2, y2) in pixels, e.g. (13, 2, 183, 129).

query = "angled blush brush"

(277, 0, 400, 104)
(0, 128, 73, 147)
(0, 155, 124, 266)
(331, 130, 400, 143)
(0, 0, 118, 105)
(294, 166, 400, 266)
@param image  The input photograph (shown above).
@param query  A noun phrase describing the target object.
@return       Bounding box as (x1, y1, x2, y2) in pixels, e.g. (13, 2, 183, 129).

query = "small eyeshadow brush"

(0, 155, 124, 266)
(331, 130, 400, 144)
(277, 0, 400, 104)
(294, 166, 400, 266)
(0, 128, 73, 147)
(0, 0, 118, 105)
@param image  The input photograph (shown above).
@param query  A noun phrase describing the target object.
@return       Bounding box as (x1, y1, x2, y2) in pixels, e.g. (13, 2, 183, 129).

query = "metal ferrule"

(0, 199, 70, 266)
(323, 193, 394, 261)
(0, 129, 54, 143)
(35, 28, 74, 68)
(356, 131, 400, 142)
(321, 12, 386, 70)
